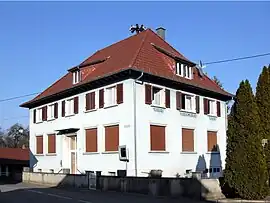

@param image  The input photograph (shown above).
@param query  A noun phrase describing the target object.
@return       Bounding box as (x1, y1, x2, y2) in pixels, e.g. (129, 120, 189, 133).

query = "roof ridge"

(129, 29, 149, 68)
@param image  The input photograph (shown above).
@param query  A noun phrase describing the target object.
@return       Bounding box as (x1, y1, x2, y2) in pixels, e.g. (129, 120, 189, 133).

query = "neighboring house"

(0, 147, 29, 180)
(20, 27, 233, 177)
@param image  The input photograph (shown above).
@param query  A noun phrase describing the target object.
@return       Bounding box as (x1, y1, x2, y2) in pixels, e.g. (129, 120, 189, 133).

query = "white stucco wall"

(29, 78, 227, 178)
(135, 82, 227, 177)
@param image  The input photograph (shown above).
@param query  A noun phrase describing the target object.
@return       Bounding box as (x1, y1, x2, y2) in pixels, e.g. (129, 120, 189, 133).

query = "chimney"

(156, 27, 166, 40)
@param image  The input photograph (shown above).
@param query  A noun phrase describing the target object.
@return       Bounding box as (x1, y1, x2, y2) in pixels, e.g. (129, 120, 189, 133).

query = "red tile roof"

(22, 29, 232, 107)
(0, 148, 29, 161)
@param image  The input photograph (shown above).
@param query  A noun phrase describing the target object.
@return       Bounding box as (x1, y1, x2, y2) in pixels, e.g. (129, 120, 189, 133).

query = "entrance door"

(70, 136, 77, 174)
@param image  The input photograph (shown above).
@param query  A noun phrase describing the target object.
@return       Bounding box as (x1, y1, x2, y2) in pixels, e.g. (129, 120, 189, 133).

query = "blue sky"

(0, 1, 269, 130)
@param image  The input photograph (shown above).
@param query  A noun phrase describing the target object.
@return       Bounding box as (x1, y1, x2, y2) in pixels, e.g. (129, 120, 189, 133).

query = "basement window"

(73, 70, 81, 84)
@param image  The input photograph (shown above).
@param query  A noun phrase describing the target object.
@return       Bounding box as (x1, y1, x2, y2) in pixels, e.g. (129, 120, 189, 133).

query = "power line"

(204, 52, 270, 65)
(0, 92, 40, 103)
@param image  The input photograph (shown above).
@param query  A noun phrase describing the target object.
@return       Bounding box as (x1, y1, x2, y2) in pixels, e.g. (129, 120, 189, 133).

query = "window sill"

(47, 118, 56, 121)
(35, 154, 44, 156)
(102, 151, 118, 154)
(206, 151, 220, 154)
(104, 104, 118, 109)
(151, 104, 166, 109)
(84, 108, 97, 113)
(181, 152, 197, 154)
(46, 153, 57, 156)
(83, 152, 99, 155)
(35, 121, 43, 124)
(180, 109, 196, 114)
(207, 114, 217, 118)
(149, 151, 169, 154)
(65, 114, 75, 118)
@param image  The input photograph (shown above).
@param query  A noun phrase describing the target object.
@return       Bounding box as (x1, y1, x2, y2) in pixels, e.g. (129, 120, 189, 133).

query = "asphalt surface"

(0, 182, 207, 203)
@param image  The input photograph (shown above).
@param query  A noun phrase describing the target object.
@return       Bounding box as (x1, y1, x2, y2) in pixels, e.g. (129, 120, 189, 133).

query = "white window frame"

(73, 70, 81, 84)
(151, 86, 165, 108)
(66, 98, 74, 116)
(36, 108, 43, 123)
(208, 99, 217, 116)
(47, 104, 55, 120)
(176, 62, 193, 80)
(105, 86, 117, 107)
(182, 93, 196, 113)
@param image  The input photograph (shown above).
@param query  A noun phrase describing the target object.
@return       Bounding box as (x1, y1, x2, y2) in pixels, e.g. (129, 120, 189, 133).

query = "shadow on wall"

(195, 145, 222, 179)
(29, 150, 38, 169)
(209, 145, 222, 179)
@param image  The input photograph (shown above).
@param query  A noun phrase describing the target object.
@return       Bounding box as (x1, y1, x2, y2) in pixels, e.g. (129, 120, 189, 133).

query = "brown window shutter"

(117, 83, 123, 104)
(105, 125, 119, 151)
(33, 109, 36, 123)
(54, 103, 58, 119)
(86, 93, 90, 111)
(145, 84, 152, 105)
(196, 96, 200, 114)
(36, 136, 43, 154)
(42, 106, 47, 121)
(176, 92, 182, 110)
(48, 134, 56, 154)
(74, 97, 79, 114)
(207, 131, 217, 152)
(204, 98, 209, 115)
(182, 128, 194, 152)
(217, 101, 221, 117)
(62, 100, 65, 117)
(99, 89, 104, 108)
(165, 89, 170, 108)
(85, 128, 98, 152)
(150, 125, 166, 151)
(90, 92, 95, 110)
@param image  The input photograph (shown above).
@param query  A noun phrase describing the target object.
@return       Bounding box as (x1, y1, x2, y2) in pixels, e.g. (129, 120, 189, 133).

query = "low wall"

(22, 172, 88, 188)
(22, 172, 224, 200)
(97, 176, 225, 200)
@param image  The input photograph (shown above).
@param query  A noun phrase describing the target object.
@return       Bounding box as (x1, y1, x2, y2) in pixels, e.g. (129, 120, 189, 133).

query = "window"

(105, 125, 119, 152)
(48, 104, 55, 120)
(36, 108, 43, 123)
(47, 134, 56, 154)
(66, 98, 74, 116)
(209, 100, 216, 115)
(73, 70, 81, 84)
(36, 135, 43, 154)
(150, 125, 166, 151)
(152, 87, 165, 107)
(86, 92, 96, 111)
(105, 86, 117, 107)
(85, 128, 98, 152)
(177, 93, 195, 112)
(207, 131, 218, 152)
(182, 128, 194, 152)
(176, 62, 192, 79)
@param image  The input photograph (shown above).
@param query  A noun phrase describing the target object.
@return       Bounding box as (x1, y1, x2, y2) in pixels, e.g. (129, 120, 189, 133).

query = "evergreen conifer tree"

(224, 80, 268, 199)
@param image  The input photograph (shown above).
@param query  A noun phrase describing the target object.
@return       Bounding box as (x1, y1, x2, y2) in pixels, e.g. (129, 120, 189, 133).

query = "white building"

(21, 27, 233, 178)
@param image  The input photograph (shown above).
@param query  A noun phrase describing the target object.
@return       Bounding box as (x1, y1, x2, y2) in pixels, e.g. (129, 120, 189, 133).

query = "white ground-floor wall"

(31, 121, 225, 178)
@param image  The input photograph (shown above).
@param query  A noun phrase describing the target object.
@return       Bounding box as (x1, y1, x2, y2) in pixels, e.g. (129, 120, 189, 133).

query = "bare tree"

(213, 76, 223, 89)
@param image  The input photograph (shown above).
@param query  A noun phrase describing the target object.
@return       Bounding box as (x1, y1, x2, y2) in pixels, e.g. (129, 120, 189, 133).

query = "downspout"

(133, 72, 144, 177)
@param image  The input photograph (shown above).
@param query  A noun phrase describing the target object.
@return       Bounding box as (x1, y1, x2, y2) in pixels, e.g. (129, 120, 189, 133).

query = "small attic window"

(176, 62, 192, 80)
(73, 70, 81, 84)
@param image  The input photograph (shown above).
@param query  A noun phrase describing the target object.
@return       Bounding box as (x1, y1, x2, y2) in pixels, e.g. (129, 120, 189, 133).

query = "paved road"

(0, 182, 205, 203)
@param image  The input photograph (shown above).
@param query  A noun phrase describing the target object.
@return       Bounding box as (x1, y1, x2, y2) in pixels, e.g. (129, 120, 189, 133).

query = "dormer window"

(176, 62, 192, 80)
(73, 70, 81, 84)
